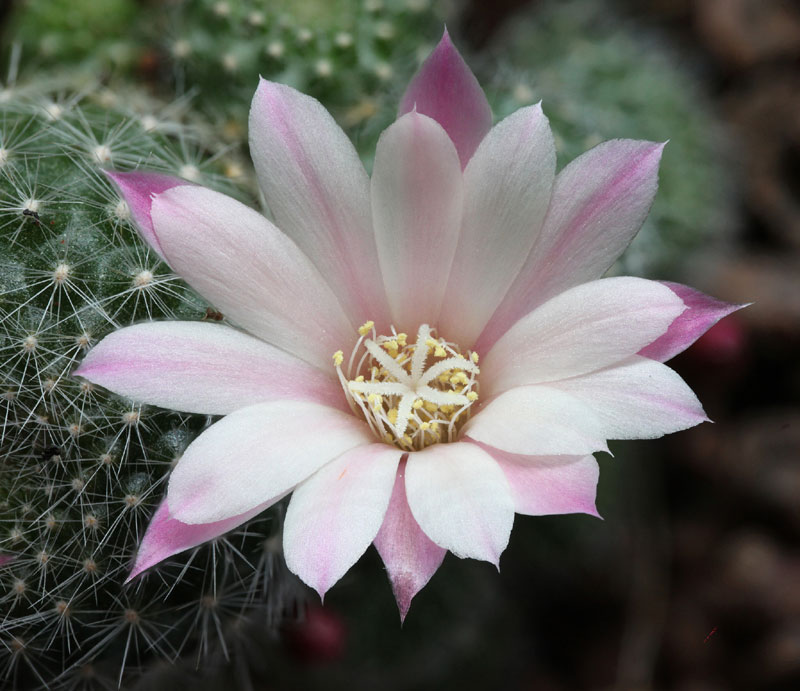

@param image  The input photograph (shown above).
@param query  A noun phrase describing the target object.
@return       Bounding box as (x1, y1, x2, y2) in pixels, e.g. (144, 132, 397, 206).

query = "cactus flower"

(75, 31, 741, 619)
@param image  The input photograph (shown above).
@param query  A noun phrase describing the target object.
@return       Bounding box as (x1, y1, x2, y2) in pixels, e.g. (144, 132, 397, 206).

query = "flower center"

(333, 322, 480, 451)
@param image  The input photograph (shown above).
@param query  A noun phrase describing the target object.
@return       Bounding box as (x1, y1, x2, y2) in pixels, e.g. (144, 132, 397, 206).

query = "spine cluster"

(0, 74, 294, 688)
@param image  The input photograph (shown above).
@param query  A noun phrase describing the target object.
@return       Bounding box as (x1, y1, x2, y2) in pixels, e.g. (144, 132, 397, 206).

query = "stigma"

(333, 322, 480, 451)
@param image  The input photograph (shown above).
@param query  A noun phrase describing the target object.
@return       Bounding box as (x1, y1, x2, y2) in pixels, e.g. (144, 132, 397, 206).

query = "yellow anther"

(334, 323, 481, 452)
(456, 353, 466, 360)
(449, 371, 469, 386)
(470, 352, 479, 364)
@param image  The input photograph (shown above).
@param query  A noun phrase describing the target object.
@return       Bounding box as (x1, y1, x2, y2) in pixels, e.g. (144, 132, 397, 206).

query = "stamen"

(332, 322, 480, 451)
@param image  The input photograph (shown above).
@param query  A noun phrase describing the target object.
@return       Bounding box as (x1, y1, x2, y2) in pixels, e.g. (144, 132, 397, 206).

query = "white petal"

(405, 442, 514, 564)
(371, 111, 464, 331)
(283, 444, 401, 597)
(463, 386, 609, 456)
(440, 104, 556, 347)
(168, 401, 373, 524)
(479, 139, 665, 349)
(473, 443, 601, 518)
(74, 321, 346, 414)
(150, 185, 354, 370)
(249, 80, 390, 328)
(552, 356, 708, 439)
(480, 277, 685, 397)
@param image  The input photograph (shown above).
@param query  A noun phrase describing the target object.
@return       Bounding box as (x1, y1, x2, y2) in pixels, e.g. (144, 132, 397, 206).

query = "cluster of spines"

(0, 75, 295, 688)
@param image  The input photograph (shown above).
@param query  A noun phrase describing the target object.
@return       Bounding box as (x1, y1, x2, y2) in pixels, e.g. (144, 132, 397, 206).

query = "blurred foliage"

(5, 0, 140, 72)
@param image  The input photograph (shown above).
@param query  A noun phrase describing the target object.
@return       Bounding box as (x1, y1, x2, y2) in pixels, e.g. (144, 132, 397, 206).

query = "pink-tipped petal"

(149, 185, 354, 370)
(0, 554, 16, 567)
(74, 321, 346, 415)
(399, 29, 493, 168)
(126, 498, 273, 583)
(371, 111, 464, 331)
(168, 401, 373, 524)
(479, 140, 665, 351)
(464, 386, 608, 456)
(404, 442, 514, 565)
(639, 282, 746, 362)
(440, 104, 557, 348)
(553, 355, 708, 439)
(481, 277, 685, 397)
(249, 80, 390, 328)
(283, 444, 402, 598)
(373, 459, 446, 621)
(475, 443, 601, 518)
(104, 170, 191, 260)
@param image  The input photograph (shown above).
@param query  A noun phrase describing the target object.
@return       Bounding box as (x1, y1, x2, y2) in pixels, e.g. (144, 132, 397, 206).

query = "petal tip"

(124, 554, 153, 584)
(589, 506, 604, 520)
(390, 574, 420, 622)
(438, 25, 453, 48)
(254, 75, 278, 97)
(399, 26, 491, 167)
